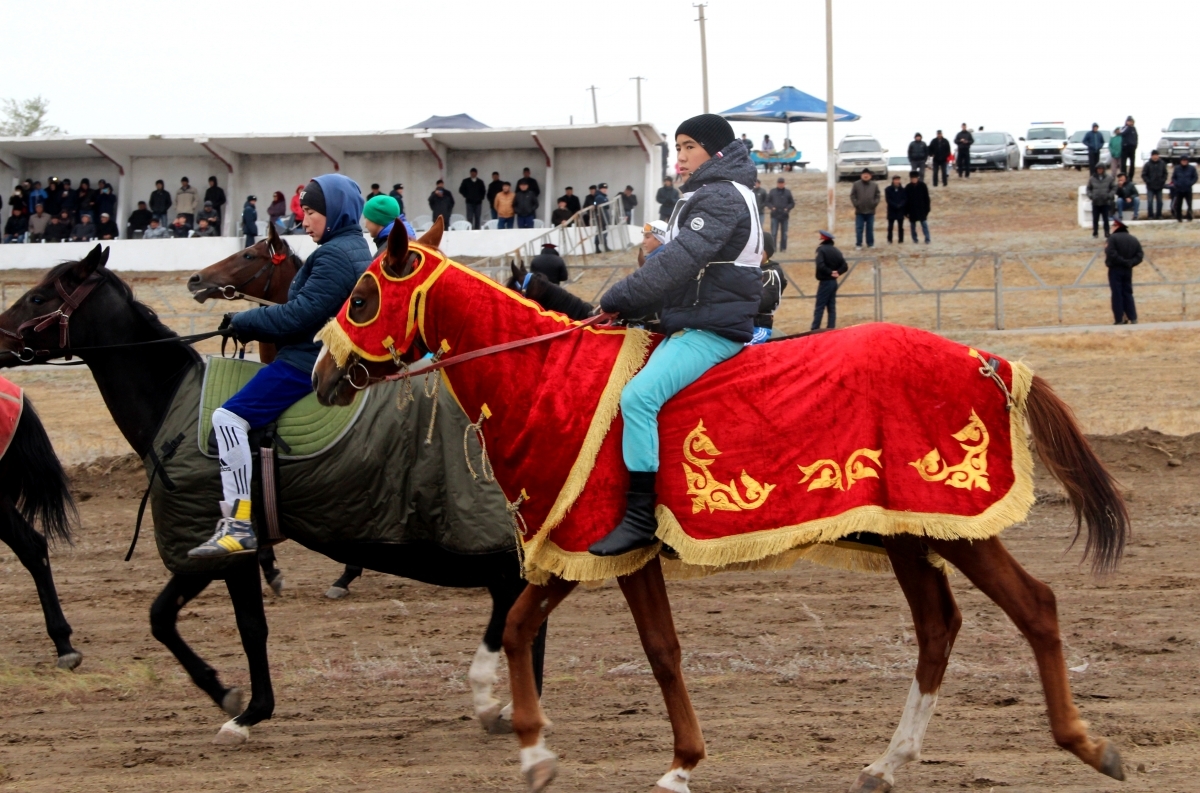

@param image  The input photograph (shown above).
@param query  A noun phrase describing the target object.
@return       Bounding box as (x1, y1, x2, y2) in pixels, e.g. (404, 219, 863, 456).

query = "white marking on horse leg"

(655, 767, 692, 792)
(519, 737, 557, 773)
(861, 678, 938, 786)
(468, 643, 501, 715)
(212, 718, 250, 745)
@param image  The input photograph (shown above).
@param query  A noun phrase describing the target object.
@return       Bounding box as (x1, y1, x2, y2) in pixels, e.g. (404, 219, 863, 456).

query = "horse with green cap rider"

(589, 113, 764, 557)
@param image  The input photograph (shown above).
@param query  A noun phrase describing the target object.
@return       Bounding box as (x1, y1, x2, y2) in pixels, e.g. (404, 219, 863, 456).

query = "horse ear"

(267, 218, 282, 250)
(417, 216, 444, 249)
(99, 246, 111, 268)
(510, 262, 521, 282)
(382, 219, 410, 278)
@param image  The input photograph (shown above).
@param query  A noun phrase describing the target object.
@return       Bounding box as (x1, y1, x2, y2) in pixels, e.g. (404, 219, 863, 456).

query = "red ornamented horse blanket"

(0, 377, 23, 460)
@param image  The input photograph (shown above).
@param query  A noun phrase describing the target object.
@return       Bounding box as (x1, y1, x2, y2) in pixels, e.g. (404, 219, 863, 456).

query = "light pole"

(630, 76, 646, 122)
(694, 3, 709, 112)
(825, 0, 836, 233)
(586, 85, 599, 124)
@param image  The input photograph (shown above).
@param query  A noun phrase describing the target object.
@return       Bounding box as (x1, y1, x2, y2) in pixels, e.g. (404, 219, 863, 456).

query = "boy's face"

(675, 134, 710, 179)
(642, 232, 662, 256)
(303, 206, 327, 241)
(363, 218, 383, 236)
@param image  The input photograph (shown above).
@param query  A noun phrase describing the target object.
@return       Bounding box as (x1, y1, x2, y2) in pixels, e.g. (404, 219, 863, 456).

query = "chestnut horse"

(313, 226, 1130, 793)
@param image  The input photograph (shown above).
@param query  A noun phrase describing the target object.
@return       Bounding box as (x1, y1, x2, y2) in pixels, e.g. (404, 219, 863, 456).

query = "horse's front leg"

(214, 557, 275, 744)
(0, 504, 80, 669)
(617, 555, 706, 793)
(502, 575, 577, 792)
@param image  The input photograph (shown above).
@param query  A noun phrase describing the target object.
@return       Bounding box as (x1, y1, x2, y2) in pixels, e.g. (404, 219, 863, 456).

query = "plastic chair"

(482, 219, 500, 230)
(412, 214, 432, 228)
(415, 221, 433, 233)
(255, 220, 268, 236)
(531, 219, 545, 229)
(450, 214, 466, 226)
(449, 221, 473, 231)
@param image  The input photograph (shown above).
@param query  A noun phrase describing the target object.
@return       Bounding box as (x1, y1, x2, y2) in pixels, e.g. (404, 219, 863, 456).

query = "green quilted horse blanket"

(144, 357, 515, 575)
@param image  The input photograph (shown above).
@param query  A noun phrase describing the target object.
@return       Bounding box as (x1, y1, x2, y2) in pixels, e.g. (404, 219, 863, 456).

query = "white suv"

(835, 136, 888, 181)
(1021, 124, 1068, 168)
(1156, 117, 1200, 163)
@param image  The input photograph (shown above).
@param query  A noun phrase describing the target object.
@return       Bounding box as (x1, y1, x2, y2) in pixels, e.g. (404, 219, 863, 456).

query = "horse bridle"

(218, 239, 290, 306)
(0, 271, 106, 362)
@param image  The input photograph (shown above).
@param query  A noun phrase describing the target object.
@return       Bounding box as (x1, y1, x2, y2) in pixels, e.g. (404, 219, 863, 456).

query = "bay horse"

(0, 387, 81, 670)
(313, 227, 1130, 793)
(186, 222, 361, 600)
(0, 243, 546, 744)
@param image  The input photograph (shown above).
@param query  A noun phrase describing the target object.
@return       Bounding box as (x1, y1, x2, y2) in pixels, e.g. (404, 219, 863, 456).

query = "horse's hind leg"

(150, 572, 243, 715)
(217, 556, 275, 744)
(257, 546, 284, 596)
(929, 536, 1125, 781)
(475, 579, 549, 735)
(851, 536, 961, 793)
(0, 504, 80, 669)
(325, 565, 362, 599)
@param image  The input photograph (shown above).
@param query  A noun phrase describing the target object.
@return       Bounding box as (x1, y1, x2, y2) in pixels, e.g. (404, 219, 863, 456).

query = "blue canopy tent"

(721, 86, 859, 164)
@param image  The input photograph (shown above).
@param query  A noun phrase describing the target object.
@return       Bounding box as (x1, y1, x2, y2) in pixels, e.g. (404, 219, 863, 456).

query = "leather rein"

(216, 241, 290, 307)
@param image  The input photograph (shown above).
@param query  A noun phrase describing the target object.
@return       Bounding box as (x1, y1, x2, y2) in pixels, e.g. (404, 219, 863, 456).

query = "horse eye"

(30, 295, 45, 305)
(243, 253, 255, 260)
(351, 297, 365, 308)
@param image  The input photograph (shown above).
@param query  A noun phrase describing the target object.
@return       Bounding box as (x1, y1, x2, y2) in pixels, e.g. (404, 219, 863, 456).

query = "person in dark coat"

(361, 194, 402, 252)
(907, 133, 929, 181)
(582, 185, 597, 226)
(45, 214, 71, 243)
(388, 183, 405, 216)
(1114, 173, 1140, 221)
(1087, 164, 1117, 237)
(190, 174, 372, 559)
(43, 179, 61, 216)
(557, 186, 581, 216)
(486, 172, 503, 220)
(620, 185, 639, 223)
(127, 201, 154, 236)
(1170, 155, 1196, 222)
(459, 168, 487, 229)
(550, 199, 573, 227)
(1104, 218, 1142, 324)
(198, 200, 222, 232)
(1082, 124, 1105, 177)
(954, 124, 974, 178)
(530, 242, 568, 283)
(1141, 150, 1168, 219)
(751, 232, 788, 344)
(904, 172, 932, 243)
(655, 177, 680, 222)
(2, 207, 27, 243)
(428, 181, 454, 228)
(149, 179, 172, 226)
(76, 180, 97, 224)
(205, 177, 227, 232)
(765, 177, 795, 251)
(928, 131, 952, 187)
(1118, 116, 1138, 180)
(242, 196, 258, 247)
(516, 168, 540, 196)
(96, 212, 119, 240)
(71, 213, 96, 242)
(513, 182, 539, 228)
(57, 179, 77, 221)
(885, 175, 907, 243)
(812, 229, 848, 330)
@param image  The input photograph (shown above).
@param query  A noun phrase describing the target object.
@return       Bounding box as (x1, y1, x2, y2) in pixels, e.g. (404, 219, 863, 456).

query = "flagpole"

(825, 0, 836, 233)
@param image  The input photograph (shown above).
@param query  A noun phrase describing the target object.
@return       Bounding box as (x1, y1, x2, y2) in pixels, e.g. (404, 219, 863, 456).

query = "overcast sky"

(1, 0, 1180, 167)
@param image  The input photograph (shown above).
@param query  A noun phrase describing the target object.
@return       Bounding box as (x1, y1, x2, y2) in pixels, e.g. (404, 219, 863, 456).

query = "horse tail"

(2, 397, 76, 545)
(1025, 375, 1128, 574)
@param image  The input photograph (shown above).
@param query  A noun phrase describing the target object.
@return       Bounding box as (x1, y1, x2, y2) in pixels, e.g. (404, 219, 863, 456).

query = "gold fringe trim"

(652, 361, 1035, 575)
(523, 539, 661, 585)
(522, 328, 651, 568)
(315, 319, 358, 368)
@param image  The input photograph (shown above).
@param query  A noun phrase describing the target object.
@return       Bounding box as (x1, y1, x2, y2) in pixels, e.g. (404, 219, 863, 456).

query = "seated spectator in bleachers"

(197, 200, 221, 231)
(57, 180, 76, 221)
(97, 212, 120, 240)
(44, 214, 70, 243)
(170, 214, 192, 238)
(194, 218, 218, 237)
(96, 181, 117, 220)
(27, 181, 48, 214)
(3, 207, 28, 243)
(551, 198, 573, 227)
(76, 180, 97, 224)
(72, 213, 97, 242)
(28, 204, 51, 242)
(143, 217, 171, 239)
(128, 201, 154, 236)
(52, 210, 73, 238)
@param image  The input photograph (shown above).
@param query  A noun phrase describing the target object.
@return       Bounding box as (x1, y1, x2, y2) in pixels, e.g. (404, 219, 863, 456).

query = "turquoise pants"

(621, 329, 743, 472)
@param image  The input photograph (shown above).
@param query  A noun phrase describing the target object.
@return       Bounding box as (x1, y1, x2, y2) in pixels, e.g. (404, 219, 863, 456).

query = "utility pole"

(630, 76, 646, 122)
(586, 85, 599, 124)
(824, 0, 836, 233)
(694, 4, 709, 112)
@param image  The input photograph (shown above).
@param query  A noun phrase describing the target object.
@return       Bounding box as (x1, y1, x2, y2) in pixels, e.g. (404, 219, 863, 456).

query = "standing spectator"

(176, 177, 199, 227)
(582, 184, 598, 219)
(171, 214, 192, 238)
(1142, 150, 1168, 220)
(1114, 173, 1140, 221)
(1107, 129, 1123, 177)
(388, 183, 405, 216)
(1105, 217, 1142, 324)
(1118, 116, 1138, 179)
(44, 214, 69, 243)
(761, 134, 776, 172)
(740, 133, 753, 154)
(242, 195, 258, 247)
(907, 133, 929, 181)
(291, 185, 305, 226)
(765, 177, 795, 251)
(954, 123, 974, 178)
(1086, 163, 1116, 238)
(850, 169, 880, 248)
(95, 181, 118, 221)
(205, 177, 227, 232)
(530, 242, 568, 283)
(656, 177, 680, 222)
(929, 130, 952, 187)
(1171, 155, 1196, 222)
(2, 207, 27, 243)
(459, 168, 487, 229)
(366, 183, 383, 200)
(142, 217, 170, 240)
(57, 179, 77, 221)
(28, 204, 51, 242)
(8, 184, 26, 213)
(267, 192, 287, 228)
(593, 183, 611, 252)
(558, 186, 581, 216)
(71, 213, 96, 242)
(904, 171, 932, 244)
(76, 179, 97, 223)
(97, 212, 120, 240)
(26, 181, 48, 214)
(550, 199, 573, 227)
(198, 200, 221, 231)
(486, 172, 504, 220)
(517, 168, 540, 196)
(43, 178, 61, 216)
(751, 178, 767, 226)
(127, 200, 154, 236)
(428, 180, 455, 228)
(811, 229, 848, 330)
(149, 179, 172, 225)
(620, 185, 638, 224)
(361, 194, 404, 252)
(194, 218, 218, 237)
(493, 182, 515, 229)
(752, 233, 788, 344)
(1082, 123, 1105, 177)
(885, 175, 907, 244)
(513, 181, 540, 229)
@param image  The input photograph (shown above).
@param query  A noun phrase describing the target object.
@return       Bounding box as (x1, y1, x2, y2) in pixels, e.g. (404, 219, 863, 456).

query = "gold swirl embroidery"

(909, 409, 991, 491)
(797, 448, 882, 492)
(683, 420, 775, 514)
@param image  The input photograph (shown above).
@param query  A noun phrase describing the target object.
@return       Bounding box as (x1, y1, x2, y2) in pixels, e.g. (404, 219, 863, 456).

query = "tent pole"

(824, 0, 836, 233)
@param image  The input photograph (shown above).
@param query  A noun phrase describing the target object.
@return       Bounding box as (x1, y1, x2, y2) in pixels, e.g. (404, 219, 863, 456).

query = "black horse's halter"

(0, 272, 106, 361)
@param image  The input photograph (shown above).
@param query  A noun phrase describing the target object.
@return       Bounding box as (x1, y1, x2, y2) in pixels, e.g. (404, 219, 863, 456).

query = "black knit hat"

(675, 113, 735, 156)
(299, 180, 326, 215)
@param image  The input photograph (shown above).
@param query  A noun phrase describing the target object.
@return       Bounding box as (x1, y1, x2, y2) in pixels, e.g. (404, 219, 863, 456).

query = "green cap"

(363, 194, 400, 226)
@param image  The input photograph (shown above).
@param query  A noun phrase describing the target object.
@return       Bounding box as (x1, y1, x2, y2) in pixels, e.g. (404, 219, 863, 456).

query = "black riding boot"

(588, 471, 659, 557)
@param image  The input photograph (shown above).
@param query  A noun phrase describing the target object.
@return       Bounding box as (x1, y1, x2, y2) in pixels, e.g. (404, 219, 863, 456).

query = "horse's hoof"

(325, 585, 349, 600)
(1098, 740, 1126, 781)
(524, 758, 557, 793)
(267, 573, 284, 597)
(478, 702, 512, 734)
(849, 772, 892, 793)
(212, 719, 249, 745)
(56, 651, 82, 671)
(220, 688, 244, 718)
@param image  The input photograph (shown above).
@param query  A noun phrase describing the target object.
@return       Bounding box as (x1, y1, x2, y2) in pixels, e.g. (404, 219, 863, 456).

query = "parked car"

(1156, 116, 1200, 163)
(835, 135, 888, 181)
(1062, 129, 1111, 171)
(1021, 123, 1068, 168)
(968, 131, 1021, 171)
(887, 156, 913, 177)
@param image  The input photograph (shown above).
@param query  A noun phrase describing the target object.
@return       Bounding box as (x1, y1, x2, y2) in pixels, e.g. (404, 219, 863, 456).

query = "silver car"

(1156, 117, 1200, 163)
(968, 132, 1021, 171)
(835, 136, 889, 181)
(1062, 130, 1111, 171)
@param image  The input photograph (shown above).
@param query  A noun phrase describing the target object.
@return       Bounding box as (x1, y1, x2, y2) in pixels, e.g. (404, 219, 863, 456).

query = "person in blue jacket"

(189, 174, 373, 558)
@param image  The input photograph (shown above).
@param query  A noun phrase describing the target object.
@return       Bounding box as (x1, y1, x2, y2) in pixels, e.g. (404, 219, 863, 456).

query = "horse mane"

(523, 273, 595, 321)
